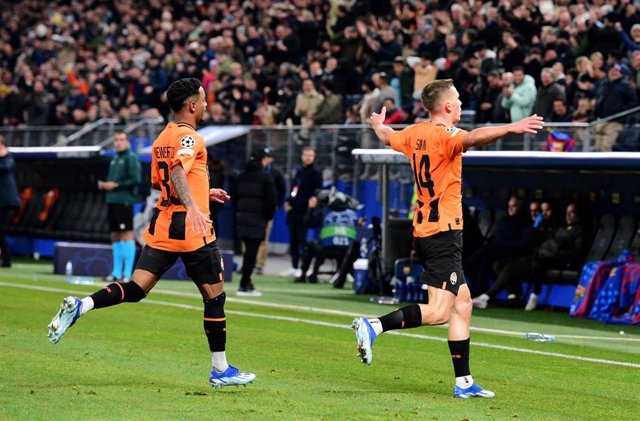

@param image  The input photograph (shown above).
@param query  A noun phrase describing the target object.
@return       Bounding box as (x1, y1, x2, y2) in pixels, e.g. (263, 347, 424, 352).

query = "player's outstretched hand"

(513, 114, 544, 134)
(186, 206, 212, 235)
(209, 188, 230, 203)
(369, 106, 387, 128)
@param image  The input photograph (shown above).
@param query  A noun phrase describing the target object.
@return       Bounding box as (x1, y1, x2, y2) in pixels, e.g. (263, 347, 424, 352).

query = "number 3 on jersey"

(158, 161, 180, 207)
(412, 153, 439, 223)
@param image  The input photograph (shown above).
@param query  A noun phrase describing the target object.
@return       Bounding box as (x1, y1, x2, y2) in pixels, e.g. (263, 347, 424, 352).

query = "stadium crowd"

(2, 0, 640, 149)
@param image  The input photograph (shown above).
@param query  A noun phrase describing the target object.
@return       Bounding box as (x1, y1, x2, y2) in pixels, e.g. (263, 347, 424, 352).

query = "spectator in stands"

(593, 63, 638, 151)
(629, 51, 640, 95)
(500, 30, 527, 72)
(98, 133, 141, 283)
(274, 80, 299, 126)
(475, 70, 503, 123)
(473, 41, 498, 81)
(551, 98, 574, 123)
(409, 53, 438, 101)
(525, 203, 589, 311)
(323, 56, 347, 97)
(294, 79, 324, 141)
(465, 196, 531, 298)
(533, 68, 566, 122)
(501, 67, 537, 123)
(0, 135, 20, 268)
(358, 80, 380, 125)
(523, 48, 544, 88)
(391, 56, 414, 110)
(382, 98, 406, 125)
(254, 147, 285, 276)
(281, 147, 323, 278)
(371, 72, 398, 114)
(25, 80, 51, 125)
(233, 149, 277, 296)
(2, 0, 638, 129)
(311, 80, 343, 126)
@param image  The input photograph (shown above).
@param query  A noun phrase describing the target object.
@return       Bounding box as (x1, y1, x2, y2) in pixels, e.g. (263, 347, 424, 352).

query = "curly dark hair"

(166, 78, 202, 112)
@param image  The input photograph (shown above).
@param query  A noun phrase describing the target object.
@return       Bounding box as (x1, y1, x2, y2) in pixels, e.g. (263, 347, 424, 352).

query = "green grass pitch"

(1, 261, 639, 420)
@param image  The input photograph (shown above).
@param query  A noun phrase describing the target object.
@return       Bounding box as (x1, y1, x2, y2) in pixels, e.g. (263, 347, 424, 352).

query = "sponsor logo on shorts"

(450, 272, 457, 285)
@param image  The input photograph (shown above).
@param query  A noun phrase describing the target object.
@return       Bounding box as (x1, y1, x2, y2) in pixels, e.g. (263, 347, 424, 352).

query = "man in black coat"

(233, 150, 277, 295)
(282, 147, 323, 277)
(255, 147, 286, 275)
(0, 136, 20, 268)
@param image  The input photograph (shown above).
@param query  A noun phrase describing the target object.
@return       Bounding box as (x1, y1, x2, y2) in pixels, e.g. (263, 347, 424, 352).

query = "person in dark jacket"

(98, 133, 141, 283)
(281, 146, 323, 277)
(532, 68, 565, 122)
(254, 147, 286, 275)
(593, 64, 638, 151)
(472, 200, 557, 309)
(525, 203, 588, 311)
(464, 197, 531, 296)
(0, 135, 21, 267)
(233, 150, 277, 296)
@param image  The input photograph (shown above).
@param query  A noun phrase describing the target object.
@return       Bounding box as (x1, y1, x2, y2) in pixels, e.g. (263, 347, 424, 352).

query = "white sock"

(477, 294, 489, 302)
(368, 318, 383, 336)
(212, 352, 229, 372)
(456, 375, 474, 389)
(80, 297, 94, 315)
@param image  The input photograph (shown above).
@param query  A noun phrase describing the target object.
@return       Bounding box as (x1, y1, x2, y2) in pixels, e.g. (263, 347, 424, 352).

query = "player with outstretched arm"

(352, 79, 543, 398)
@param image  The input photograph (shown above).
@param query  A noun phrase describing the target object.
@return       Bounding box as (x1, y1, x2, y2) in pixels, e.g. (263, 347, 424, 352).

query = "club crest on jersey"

(180, 135, 196, 148)
(450, 272, 457, 285)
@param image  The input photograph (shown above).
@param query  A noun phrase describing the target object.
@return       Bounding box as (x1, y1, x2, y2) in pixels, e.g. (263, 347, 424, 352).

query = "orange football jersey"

(142, 122, 215, 252)
(389, 121, 467, 237)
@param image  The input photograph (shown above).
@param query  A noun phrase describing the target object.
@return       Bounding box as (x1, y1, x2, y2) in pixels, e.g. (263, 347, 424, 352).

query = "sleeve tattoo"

(170, 165, 193, 209)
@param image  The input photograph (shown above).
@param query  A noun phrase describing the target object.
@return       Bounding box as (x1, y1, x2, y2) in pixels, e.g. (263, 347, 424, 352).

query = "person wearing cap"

(232, 149, 277, 296)
(254, 147, 285, 276)
(593, 62, 638, 151)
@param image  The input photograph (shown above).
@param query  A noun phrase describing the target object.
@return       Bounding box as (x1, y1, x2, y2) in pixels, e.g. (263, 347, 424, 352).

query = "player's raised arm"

(369, 106, 396, 146)
(461, 114, 544, 149)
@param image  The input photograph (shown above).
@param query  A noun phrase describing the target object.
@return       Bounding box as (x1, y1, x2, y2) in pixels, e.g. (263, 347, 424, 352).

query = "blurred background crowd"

(2, 0, 640, 131)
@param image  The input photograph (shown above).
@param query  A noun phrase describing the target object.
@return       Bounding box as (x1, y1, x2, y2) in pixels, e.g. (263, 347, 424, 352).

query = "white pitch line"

(4, 281, 640, 342)
(3, 281, 640, 369)
(4, 280, 640, 342)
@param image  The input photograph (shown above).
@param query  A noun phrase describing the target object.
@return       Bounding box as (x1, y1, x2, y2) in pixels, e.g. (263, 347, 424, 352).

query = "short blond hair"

(420, 79, 453, 112)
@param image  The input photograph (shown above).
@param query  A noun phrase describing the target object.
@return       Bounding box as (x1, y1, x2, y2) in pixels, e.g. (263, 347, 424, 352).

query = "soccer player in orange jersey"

(48, 78, 255, 388)
(352, 79, 543, 398)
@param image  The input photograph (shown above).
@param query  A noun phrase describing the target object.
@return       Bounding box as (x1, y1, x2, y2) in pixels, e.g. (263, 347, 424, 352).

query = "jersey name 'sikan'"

(142, 122, 214, 252)
(390, 122, 467, 238)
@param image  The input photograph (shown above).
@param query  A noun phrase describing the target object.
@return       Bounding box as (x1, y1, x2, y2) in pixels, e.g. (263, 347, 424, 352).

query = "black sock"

(203, 292, 226, 352)
(379, 304, 422, 332)
(448, 338, 471, 378)
(90, 282, 146, 309)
